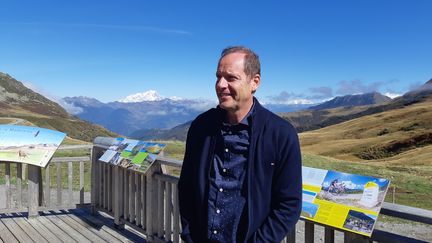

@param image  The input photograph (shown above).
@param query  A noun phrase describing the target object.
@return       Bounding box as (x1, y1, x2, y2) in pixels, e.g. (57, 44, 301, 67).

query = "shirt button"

(213, 230, 218, 234)
(222, 168, 227, 173)
(219, 188, 223, 192)
(224, 148, 229, 153)
(216, 209, 220, 214)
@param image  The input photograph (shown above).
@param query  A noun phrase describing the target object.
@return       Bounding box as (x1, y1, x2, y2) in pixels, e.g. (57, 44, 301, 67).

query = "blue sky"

(1, 1, 431, 103)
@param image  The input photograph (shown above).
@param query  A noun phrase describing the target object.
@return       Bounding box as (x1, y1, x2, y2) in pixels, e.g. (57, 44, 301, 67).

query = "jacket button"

(213, 230, 218, 234)
(219, 188, 223, 192)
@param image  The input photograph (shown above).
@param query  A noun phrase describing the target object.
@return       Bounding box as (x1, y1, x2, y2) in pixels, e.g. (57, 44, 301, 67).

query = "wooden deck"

(0, 208, 147, 243)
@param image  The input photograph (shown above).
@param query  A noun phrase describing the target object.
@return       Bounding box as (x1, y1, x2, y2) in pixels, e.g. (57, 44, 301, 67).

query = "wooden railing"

(91, 137, 432, 243)
(0, 147, 91, 216)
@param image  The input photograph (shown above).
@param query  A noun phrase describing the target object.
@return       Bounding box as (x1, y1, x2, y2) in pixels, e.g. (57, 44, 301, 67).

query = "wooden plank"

(45, 164, 51, 207)
(0, 219, 19, 243)
(107, 164, 112, 211)
(51, 156, 90, 163)
(36, 213, 77, 243)
(325, 227, 335, 243)
(129, 171, 136, 224)
(74, 208, 146, 242)
(16, 164, 22, 208)
(114, 166, 124, 228)
(11, 215, 48, 243)
(43, 211, 91, 242)
(66, 212, 125, 242)
(124, 169, 129, 222)
(103, 163, 108, 209)
(285, 227, 296, 243)
(165, 181, 172, 242)
(141, 175, 146, 230)
(26, 217, 62, 242)
(22, 164, 27, 181)
(5, 163, 11, 209)
(145, 170, 153, 240)
(28, 165, 40, 217)
(60, 213, 106, 242)
(305, 221, 314, 243)
(136, 172, 142, 227)
(57, 162, 62, 206)
(1, 214, 34, 242)
(80, 161, 84, 205)
(172, 183, 180, 243)
(157, 178, 164, 238)
(68, 162, 73, 206)
(90, 148, 97, 213)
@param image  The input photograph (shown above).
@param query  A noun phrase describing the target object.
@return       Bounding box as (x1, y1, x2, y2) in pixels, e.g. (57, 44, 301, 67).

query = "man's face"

(215, 52, 258, 112)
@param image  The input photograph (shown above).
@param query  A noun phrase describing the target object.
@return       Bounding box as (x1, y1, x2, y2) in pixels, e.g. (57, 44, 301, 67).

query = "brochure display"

(99, 137, 166, 174)
(301, 166, 390, 236)
(0, 125, 66, 167)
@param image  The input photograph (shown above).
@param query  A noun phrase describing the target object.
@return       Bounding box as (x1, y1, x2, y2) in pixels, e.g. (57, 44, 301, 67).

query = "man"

(178, 46, 302, 242)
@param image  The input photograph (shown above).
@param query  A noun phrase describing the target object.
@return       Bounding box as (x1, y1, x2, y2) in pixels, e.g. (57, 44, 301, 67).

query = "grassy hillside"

(300, 98, 432, 165)
(0, 72, 118, 142)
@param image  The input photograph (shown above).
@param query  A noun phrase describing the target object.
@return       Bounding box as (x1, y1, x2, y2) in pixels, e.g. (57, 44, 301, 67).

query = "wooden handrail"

(91, 136, 432, 243)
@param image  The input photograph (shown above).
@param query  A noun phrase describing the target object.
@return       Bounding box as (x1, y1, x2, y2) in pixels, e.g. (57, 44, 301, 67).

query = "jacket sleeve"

(178, 121, 197, 243)
(248, 130, 303, 243)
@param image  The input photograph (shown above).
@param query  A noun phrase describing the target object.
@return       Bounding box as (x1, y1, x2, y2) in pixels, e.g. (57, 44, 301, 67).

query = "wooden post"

(28, 165, 40, 218)
(305, 221, 314, 243)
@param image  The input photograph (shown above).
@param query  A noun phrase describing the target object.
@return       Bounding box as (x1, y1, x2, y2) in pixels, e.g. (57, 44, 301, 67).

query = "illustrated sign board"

(301, 166, 390, 237)
(99, 137, 166, 174)
(0, 125, 66, 167)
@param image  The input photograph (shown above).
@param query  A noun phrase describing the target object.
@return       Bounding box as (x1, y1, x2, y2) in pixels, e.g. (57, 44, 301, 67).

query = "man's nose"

(216, 78, 228, 89)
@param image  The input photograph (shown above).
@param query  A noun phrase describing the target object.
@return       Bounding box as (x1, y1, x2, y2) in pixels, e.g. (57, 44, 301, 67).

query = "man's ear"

(251, 74, 260, 93)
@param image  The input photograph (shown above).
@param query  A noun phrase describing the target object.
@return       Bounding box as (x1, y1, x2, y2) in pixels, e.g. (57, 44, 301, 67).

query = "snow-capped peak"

(119, 90, 164, 103)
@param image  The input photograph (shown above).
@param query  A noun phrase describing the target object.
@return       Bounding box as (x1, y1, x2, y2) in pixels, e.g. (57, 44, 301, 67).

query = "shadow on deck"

(0, 207, 147, 243)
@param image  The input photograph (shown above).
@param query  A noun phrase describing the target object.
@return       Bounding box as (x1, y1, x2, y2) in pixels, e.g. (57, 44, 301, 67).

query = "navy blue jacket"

(178, 99, 302, 242)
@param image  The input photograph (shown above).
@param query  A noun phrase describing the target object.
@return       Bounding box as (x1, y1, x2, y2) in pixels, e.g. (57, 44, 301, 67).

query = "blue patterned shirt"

(207, 109, 253, 242)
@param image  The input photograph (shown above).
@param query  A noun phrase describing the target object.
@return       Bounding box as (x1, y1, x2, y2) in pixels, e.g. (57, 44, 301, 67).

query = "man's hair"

(220, 46, 261, 78)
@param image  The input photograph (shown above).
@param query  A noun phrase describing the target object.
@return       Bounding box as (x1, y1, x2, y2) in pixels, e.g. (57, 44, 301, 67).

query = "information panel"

(0, 125, 65, 167)
(99, 137, 166, 174)
(301, 166, 390, 236)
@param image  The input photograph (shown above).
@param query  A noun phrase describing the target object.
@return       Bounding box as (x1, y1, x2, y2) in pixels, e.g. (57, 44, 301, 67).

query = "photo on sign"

(316, 171, 390, 211)
(343, 210, 377, 234)
(301, 201, 320, 219)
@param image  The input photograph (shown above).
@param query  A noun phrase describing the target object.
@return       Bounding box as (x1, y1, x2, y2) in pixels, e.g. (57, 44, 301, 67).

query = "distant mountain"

(130, 121, 192, 141)
(129, 102, 311, 141)
(0, 72, 117, 142)
(282, 79, 432, 132)
(308, 92, 391, 110)
(62, 95, 216, 136)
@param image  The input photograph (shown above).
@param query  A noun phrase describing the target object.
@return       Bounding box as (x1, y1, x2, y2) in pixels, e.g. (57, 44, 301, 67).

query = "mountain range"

(134, 91, 396, 141)
(62, 94, 216, 136)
